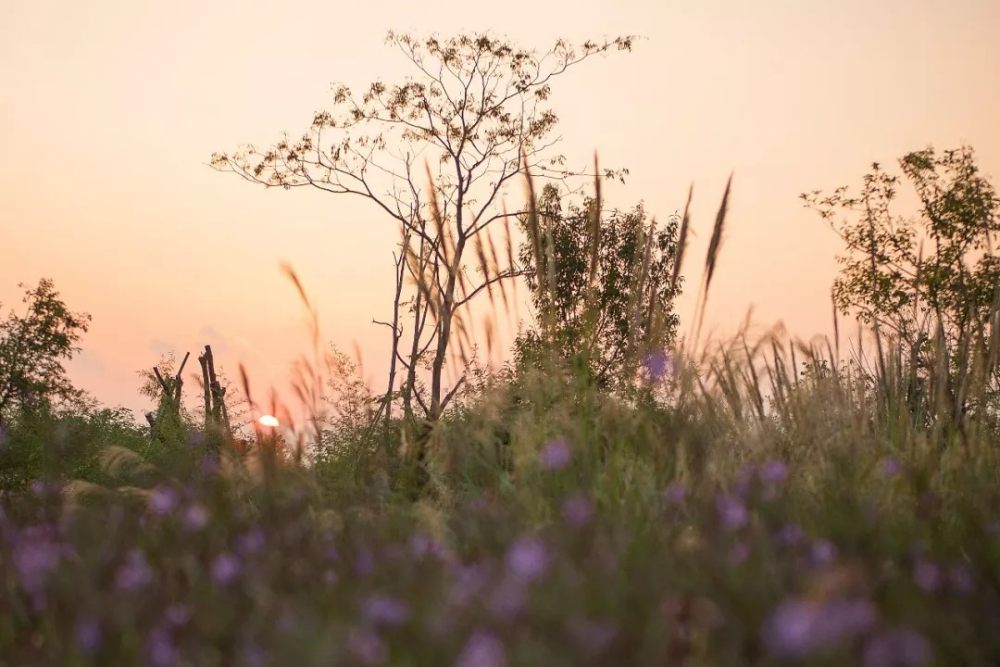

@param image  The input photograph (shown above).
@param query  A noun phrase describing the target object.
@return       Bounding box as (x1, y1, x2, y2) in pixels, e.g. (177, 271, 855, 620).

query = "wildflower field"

(2, 26, 1000, 667)
(3, 328, 1000, 666)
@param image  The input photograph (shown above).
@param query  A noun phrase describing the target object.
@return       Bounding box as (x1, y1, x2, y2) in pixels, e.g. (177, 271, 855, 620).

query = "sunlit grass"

(1, 169, 998, 666)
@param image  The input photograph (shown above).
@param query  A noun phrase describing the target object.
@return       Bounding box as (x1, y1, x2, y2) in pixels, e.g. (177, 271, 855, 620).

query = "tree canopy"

(804, 146, 999, 349)
(516, 184, 682, 392)
(0, 279, 90, 426)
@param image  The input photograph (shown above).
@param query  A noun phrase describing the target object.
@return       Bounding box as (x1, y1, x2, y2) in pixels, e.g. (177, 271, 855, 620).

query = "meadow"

(3, 31, 1000, 667)
(3, 191, 1000, 666)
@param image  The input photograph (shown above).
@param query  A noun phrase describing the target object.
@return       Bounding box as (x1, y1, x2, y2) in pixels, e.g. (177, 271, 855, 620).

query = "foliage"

(803, 146, 1000, 348)
(0, 279, 90, 427)
(516, 184, 682, 393)
(4, 326, 1000, 665)
(0, 404, 147, 490)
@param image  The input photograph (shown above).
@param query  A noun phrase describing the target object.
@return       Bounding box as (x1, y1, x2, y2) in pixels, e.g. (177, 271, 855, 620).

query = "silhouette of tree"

(212, 32, 634, 420)
(0, 279, 90, 426)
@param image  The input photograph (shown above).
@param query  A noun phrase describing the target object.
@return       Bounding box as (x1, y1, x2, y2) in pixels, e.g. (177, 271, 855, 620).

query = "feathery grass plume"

(692, 174, 732, 347)
(741, 336, 766, 420)
(405, 236, 440, 323)
(626, 217, 656, 360)
(483, 313, 495, 364)
(522, 151, 545, 312)
(473, 229, 493, 302)
(238, 362, 255, 417)
(714, 345, 744, 421)
(486, 227, 508, 311)
(588, 152, 602, 288)
(504, 202, 524, 327)
(831, 288, 841, 373)
(453, 311, 472, 367)
(542, 207, 557, 302)
(99, 446, 157, 485)
(670, 185, 693, 298)
(501, 203, 515, 313)
(281, 262, 320, 349)
(281, 263, 332, 442)
(789, 340, 799, 389)
(456, 262, 470, 303)
(425, 161, 450, 271)
(60, 480, 109, 511)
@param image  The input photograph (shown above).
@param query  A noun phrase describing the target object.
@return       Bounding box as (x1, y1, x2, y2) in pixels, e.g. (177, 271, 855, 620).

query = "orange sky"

(2, 0, 999, 418)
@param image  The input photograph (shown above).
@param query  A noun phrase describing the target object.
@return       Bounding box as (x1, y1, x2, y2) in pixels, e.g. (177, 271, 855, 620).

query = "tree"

(804, 147, 1000, 423)
(803, 146, 1000, 349)
(515, 184, 682, 392)
(0, 279, 90, 427)
(212, 32, 634, 420)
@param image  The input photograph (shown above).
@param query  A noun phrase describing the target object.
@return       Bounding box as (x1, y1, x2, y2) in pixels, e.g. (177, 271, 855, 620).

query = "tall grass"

(1, 170, 1000, 666)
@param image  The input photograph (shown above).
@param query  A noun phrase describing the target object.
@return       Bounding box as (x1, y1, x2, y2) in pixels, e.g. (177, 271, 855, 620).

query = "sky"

(1, 0, 998, 419)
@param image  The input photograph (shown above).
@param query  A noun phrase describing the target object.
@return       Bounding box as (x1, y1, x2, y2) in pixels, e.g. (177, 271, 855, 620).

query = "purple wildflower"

(165, 604, 190, 626)
(729, 542, 751, 565)
(183, 504, 209, 531)
(12, 525, 62, 595)
(348, 627, 387, 666)
(455, 630, 507, 667)
(240, 643, 268, 667)
(449, 563, 487, 608)
(211, 553, 242, 586)
(863, 628, 931, 667)
(408, 533, 434, 558)
(200, 455, 220, 476)
(562, 494, 595, 528)
(913, 557, 942, 593)
(734, 464, 755, 497)
(362, 594, 411, 627)
(881, 457, 902, 478)
(506, 537, 550, 582)
(115, 550, 154, 592)
(489, 577, 527, 621)
(716, 494, 749, 530)
(809, 540, 838, 568)
(566, 618, 617, 657)
(763, 597, 877, 659)
(146, 626, 177, 667)
(663, 481, 687, 506)
(538, 438, 572, 471)
(148, 487, 179, 517)
(355, 548, 376, 576)
(74, 617, 102, 655)
(760, 459, 789, 485)
(949, 563, 975, 596)
(776, 523, 804, 547)
(237, 528, 266, 555)
(643, 350, 671, 381)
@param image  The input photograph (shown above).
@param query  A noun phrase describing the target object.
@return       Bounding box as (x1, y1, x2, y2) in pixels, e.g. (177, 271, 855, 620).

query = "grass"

(2, 173, 1000, 666)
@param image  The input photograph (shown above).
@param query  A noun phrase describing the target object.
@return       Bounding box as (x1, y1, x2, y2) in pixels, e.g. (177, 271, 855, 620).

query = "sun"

(257, 414, 280, 428)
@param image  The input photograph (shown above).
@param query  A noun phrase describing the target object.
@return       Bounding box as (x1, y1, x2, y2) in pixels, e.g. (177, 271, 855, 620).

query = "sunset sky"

(2, 0, 998, 419)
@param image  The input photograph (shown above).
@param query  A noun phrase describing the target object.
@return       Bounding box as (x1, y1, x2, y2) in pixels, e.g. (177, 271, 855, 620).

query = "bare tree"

(142, 352, 190, 441)
(212, 32, 633, 420)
